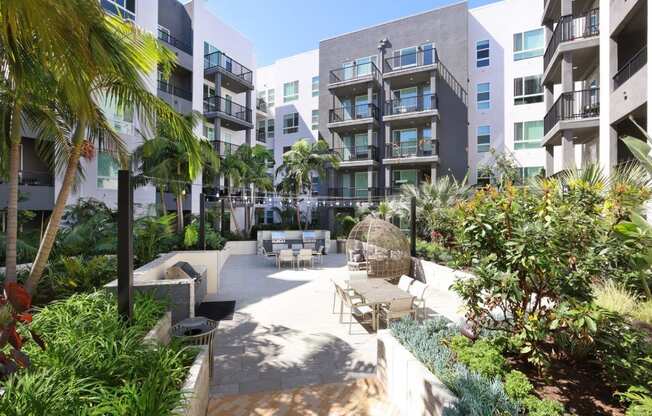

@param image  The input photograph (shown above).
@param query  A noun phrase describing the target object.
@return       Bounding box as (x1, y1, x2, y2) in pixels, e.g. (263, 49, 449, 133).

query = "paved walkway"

(207, 377, 399, 416)
(207, 254, 378, 397)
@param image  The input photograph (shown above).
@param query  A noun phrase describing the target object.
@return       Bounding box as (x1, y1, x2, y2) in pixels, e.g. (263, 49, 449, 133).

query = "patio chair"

(297, 249, 314, 268)
(337, 284, 373, 334)
(379, 297, 416, 327)
(278, 249, 295, 269)
(398, 275, 414, 292)
(332, 279, 362, 314)
(408, 280, 428, 320)
(259, 246, 277, 264)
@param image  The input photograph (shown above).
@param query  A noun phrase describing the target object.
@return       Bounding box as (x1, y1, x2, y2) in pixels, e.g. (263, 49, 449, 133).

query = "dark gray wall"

(158, 0, 193, 48)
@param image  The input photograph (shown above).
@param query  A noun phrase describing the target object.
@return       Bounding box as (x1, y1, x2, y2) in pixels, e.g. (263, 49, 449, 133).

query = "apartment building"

(468, 0, 547, 184)
(2, 0, 256, 223)
(542, 0, 648, 174)
(318, 2, 470, 228)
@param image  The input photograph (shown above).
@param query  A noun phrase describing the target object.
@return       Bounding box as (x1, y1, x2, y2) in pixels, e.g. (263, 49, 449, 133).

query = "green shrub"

(0, 291, 194, 415)
(448, 335, 507, 378)
(622, 386, 652, 416)
(416, 240, 455, 265)
(504, 370, 533, 402)
(521, 396, 564, 416)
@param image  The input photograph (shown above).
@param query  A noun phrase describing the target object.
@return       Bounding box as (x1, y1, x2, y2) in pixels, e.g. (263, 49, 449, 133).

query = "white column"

(599, 0, 616, 175)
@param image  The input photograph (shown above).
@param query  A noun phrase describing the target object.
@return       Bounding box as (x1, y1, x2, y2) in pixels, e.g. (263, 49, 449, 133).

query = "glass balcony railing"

(157, 29, 192, 55)
(329, 103, 379, 123)
(0, 171, 54, 186)
(203, 96, 252, 123)
(385, 140, 438, 158)
(613, 46, 647, 89)
(384, 48, 438, 72)
(329, 61, 381, 84)
(385, 94, 437, 115)
(157, 79, 192, 101)
(332, 145, 378, 161)
(204, 51, 253, 84)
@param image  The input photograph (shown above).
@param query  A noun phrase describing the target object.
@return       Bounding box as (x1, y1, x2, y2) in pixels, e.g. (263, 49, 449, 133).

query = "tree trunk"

(158, 187, 167, 216)
(4, 102, 23, 286)
(26, 120, 86, 293)
(175, 193, 184, 233)
(227, 197, 240, 234)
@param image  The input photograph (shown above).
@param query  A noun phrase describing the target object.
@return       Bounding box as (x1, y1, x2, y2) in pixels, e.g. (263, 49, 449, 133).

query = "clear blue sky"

(205, 0, 502, 66)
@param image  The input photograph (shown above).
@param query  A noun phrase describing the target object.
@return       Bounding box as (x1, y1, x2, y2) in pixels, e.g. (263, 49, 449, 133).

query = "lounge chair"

(278, 249, 295, 269)
(297, 249, 314, 268)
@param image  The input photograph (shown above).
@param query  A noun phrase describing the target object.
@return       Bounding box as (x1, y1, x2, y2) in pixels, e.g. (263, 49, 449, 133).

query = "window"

(477, 126, 491, 153)
(265, 210, 274, 224)
(311, 110, 319, 130)
(283, 112, 299, 133)
(477, 83, 490, 110)
(514, 120, 544, 149)
(513, 29, 544, 61)
(282, 146, 292, 154)
(101, 0, 135, 20)
(257, 120, 266, 142)
(97, 151, 120, 189)
(267, 89, 275, 107)
(312, 76, 319, 97)
(518, 166, 544, 181)
(283, 81, 299, 102)
(393, 47, 417, 68)
(267, 119, 274, 138)
(476, 40, 490, 67)
(101, 97, 133, 135)
(514, 75, 543, 105)
(203, 84, 215, 99)
(202, 124, 215, 140)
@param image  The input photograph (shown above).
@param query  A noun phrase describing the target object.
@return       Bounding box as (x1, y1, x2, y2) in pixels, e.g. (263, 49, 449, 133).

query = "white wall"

(468, 0, 546, 184)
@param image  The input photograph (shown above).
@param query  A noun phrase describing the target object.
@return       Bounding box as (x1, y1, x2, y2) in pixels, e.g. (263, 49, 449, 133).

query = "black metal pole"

(199, 193, 206, 250)
(117, 169, 133, 322)
(410, 196, 417, 257)
(220, 197, 226, 233)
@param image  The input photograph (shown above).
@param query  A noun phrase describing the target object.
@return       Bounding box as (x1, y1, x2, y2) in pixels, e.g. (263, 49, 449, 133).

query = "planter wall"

(377, 330, 457, 416)
(143, 311, 172, 345)
(174, 345, 210, 416)
(224, 240, 257, 255)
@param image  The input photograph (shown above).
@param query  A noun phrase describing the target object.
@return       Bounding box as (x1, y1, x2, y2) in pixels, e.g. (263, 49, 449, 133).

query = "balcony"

(256, 129, 267, 143)
(332, 146, 378, 166)
(0, 171, 54, 210)
(543, 9, 600, 84)
(210, 141, 242, 158)
(157, 28, 192, 56)
(543, 89, 600, 145)
(614, 46, 647, 89)
(328, 103, 379, 132)
(328, 62, 381, 95)
(204, 51, 254, 93)
(383, 94, 438, 126)
(256, 98, 268, 113)
(383, 140, 439, 165)
(383, 48, 438, 88)
(157, 80, 192, 113)
(101, 0, 135, 21)
(328, 187, 380, 199)
(203, 96, 253, 131)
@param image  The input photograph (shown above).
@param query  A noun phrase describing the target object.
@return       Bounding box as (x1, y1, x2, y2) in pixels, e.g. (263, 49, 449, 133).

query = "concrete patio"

(206, 252, 464, 398)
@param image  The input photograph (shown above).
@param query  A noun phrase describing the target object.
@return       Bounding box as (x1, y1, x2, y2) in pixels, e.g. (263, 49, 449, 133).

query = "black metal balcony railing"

(332, 146, 378, 162)
(613, 46, 647, 89)
(544, 88, 600, 134)
(544, 8, 600, 70)
(203, 96, 252, 123)
(157, 28, 192, 55)
(329, 103, 379, 123)
(329, 61, 381, 84)
(256, 98, 267, 112)
(386, 140, 438, 158)
(0, 171, 54, 186)
(101, 0, 135, 21)
(385, 94, 437, 116)
(204, 51, 253, 84)
(210, 141, 241, 157)
(157, 79, 192, 101)
(329, 187, 379, 199)
(256, 130, 266, 143)
(384, 48, 438, 72)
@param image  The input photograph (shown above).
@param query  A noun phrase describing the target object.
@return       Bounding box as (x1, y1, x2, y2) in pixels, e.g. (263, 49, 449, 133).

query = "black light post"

(117, 170, 133, 322)
(199, 193, 206, 250)
(410, 196, 417, 257)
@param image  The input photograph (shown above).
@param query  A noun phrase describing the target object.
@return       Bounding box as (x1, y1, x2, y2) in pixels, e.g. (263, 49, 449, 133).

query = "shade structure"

(346, 217, 411, 279)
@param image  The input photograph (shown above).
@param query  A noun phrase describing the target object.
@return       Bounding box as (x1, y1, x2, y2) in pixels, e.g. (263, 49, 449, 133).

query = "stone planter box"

(175, 345, 210, 416)
(377, 330, 457, 416)
(143, 311, 172, 345)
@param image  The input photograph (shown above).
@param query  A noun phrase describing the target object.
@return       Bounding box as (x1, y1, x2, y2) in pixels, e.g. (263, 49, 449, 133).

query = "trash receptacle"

(171, 317, 218, 378)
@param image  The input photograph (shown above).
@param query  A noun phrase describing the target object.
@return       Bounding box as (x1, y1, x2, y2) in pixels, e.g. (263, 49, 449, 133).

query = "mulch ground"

(511, 357, 625, 415)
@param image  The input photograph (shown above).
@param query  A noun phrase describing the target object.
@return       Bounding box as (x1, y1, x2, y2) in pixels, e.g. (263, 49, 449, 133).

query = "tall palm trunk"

(175, 192, 184, 233)
(158, 186, 167, 216)
(227, 197, 240, 234)
(4, 102, 23, 285)
(26, 120, 86, 293)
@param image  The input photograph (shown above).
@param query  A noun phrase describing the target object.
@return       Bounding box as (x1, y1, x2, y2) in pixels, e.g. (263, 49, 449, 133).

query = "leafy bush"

(390, 318, 517, 416)
(622, 386, 652, 416)
(0, 291, 195, 415)
(521, 396, 564, 416)
(448, 335, 507, 378)
(503, 370, 533, 402)
(416, 240, 456, 266)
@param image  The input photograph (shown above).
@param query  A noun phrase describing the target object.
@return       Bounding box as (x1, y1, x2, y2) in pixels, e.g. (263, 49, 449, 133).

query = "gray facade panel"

(158, 0, 193, 48)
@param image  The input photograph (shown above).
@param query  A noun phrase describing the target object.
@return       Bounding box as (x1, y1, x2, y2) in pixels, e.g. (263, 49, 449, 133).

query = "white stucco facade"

(468, 0, 547, 184)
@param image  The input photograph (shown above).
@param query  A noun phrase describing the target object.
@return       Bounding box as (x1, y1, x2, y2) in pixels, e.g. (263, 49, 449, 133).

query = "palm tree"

(237, 145, 274, 233)
(0, 0, 102, 285)
(275, 139, 340, 229)
(220, 149, 247, 234)
(23, 5, 201, 293)
(133, 113, 217, 232)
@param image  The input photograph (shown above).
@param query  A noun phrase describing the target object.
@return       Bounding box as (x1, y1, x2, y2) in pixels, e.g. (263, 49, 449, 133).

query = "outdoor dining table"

(348, 279, 413, 331)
